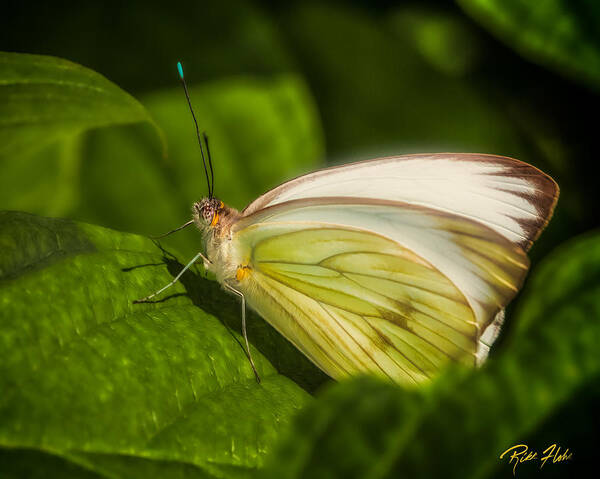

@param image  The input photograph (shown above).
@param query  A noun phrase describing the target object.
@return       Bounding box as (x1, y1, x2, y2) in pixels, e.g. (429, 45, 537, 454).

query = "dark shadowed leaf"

(0, 211, 312, 479)
(459, 0, 600, 90)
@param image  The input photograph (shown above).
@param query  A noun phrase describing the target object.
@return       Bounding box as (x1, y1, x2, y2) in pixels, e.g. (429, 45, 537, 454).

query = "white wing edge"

(242, 153, 559, 250)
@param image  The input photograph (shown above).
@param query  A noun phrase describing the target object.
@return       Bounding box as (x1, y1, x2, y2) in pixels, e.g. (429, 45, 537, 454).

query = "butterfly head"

(194, 198, 224, 228)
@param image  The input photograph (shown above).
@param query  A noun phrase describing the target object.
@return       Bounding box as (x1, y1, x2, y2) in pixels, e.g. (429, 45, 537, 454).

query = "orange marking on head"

(210, 212, 219, 227)
(236, 266, 250, 282)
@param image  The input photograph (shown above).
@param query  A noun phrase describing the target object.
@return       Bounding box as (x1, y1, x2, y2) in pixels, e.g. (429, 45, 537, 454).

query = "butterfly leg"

(133, 250, 210, 303)
(224, 282, 261, 383)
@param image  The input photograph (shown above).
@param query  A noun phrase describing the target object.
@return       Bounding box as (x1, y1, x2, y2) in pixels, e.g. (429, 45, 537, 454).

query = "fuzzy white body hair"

(196, 206, 246, 286)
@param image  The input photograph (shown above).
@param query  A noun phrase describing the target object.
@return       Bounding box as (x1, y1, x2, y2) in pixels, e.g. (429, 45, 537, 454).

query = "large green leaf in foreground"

(0, 211, 311, 478)
(264, 231, 600, 478)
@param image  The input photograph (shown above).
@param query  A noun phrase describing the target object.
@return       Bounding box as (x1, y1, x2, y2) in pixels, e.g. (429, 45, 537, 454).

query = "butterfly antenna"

(177, 62, 212, 198)
(149, 219, 194, 239)
(203, 132, 215, 198)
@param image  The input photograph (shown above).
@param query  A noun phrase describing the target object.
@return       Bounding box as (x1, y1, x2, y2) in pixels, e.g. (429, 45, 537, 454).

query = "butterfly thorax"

(193, 197, 242, 283)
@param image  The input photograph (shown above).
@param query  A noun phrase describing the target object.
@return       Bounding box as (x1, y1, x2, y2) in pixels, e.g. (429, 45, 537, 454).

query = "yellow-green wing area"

(235, 225, 483, 386)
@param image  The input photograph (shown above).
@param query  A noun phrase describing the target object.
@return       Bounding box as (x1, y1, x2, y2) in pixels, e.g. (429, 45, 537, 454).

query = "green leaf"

(0, 211, 312, 478)
(0, 51, 162, 216)
(458, 0, 600, 90)
(263, 231, 600, 478)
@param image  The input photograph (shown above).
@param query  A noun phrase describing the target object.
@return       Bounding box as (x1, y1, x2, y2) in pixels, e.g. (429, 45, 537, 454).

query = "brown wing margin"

(485, 158, 559, 250)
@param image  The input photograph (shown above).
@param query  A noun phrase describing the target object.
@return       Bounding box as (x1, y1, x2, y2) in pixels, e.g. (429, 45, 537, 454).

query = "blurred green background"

(1, 0, 599, 477)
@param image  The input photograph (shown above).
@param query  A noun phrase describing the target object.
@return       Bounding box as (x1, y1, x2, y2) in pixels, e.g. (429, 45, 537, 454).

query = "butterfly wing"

(238, 154, 558, 369)
(230, 199, 530, 385)
(243, 153, 559, 250)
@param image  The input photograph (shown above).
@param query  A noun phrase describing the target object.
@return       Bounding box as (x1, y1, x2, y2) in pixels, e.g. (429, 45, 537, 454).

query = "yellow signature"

(499, 444, 572, 475)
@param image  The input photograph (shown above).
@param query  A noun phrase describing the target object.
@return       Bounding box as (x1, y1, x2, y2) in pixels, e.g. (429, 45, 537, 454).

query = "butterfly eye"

(202, 208, 213, 222)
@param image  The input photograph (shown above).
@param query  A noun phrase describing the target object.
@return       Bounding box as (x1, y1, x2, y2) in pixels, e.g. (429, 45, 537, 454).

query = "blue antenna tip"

(177, 62, 184, 79)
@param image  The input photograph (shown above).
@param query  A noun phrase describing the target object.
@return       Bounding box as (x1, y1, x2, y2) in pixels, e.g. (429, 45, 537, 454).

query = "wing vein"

(339, 271, 472, 338)
(252, 273, 351, 376)
(316, 302, 399, 381)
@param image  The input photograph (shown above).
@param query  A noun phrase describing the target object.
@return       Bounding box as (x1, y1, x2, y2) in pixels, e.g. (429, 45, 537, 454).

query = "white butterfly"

(136, 63, 559, 385)
(137, 152, 558, 386)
